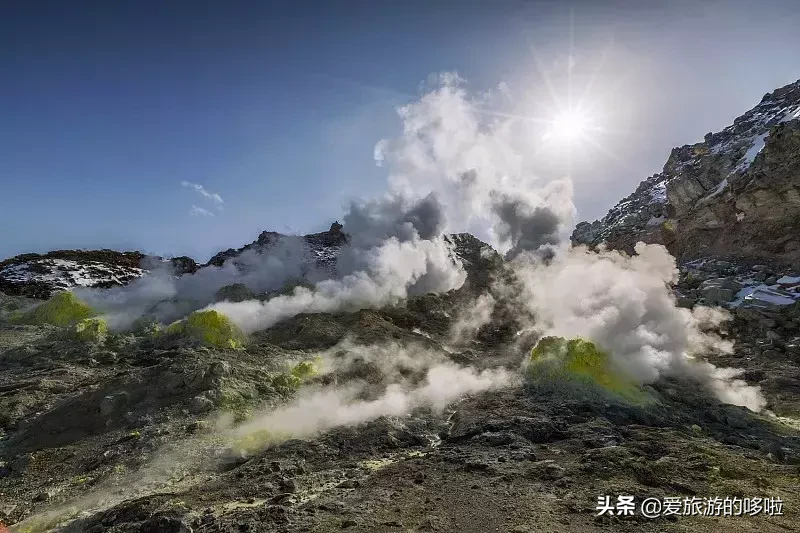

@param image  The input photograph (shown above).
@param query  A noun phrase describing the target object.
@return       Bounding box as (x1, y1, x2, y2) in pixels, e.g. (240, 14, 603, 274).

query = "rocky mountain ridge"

(0, 250, 199, 300)
(0, 225, 349, 300)
(206, 222, 348, 269)
(0, 223, 495, 303)
(572, 78, 800, 265)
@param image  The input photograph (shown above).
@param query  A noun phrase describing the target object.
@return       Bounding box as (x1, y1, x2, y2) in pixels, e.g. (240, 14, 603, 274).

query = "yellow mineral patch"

(14, 506, 80, 533)
(168, 309, 245, 349)
(290, 357, 322, 380)
(73, 317, 108, 343)
(529, 336, 644, 400)
(775, 416, 800, 432)
(18, 291, 94, 326)
(360, 458, 397, 471)
(271, 358, 323, 393)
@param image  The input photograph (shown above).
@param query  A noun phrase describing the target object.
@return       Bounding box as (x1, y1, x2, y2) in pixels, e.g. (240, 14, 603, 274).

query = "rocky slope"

(1, 246, 799, 533)
(573, 79, 800, 265)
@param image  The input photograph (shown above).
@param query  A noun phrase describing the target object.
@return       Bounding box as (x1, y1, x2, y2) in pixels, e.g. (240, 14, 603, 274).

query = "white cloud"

(181, 180, 224, 210)
(189, 205, 215, 217)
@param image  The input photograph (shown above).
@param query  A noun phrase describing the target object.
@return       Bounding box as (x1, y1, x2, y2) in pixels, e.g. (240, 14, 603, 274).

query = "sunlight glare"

(551, 109, 587, 141)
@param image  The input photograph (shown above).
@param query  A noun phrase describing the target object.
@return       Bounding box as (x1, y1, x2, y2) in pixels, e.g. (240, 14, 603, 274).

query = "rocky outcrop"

(676, 119, 800, 263)
(572, 79, 800, 265)
(736, 120, 800, 222)
(206, 221, 348, 269)
(0, 222, 352, 299)
(0, 250, 198, 299)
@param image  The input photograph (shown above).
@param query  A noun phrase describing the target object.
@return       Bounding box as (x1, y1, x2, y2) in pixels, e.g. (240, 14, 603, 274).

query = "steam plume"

(76, 237, 319, 329)
(80, 73, 762, 412)
(211, 237, 466, 334)
(206, 74, 575, 331)
(231, 362, 516, 441)
(507, 243, 765, 410)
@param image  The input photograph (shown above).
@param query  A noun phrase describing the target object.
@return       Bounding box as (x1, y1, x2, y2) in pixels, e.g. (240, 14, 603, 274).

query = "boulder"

(699, 278, 741, 304)
(702, 287, 736, 304)
(527, 460, 566, 480)
(100, 392, 129, 417)
(214, 283, 255, 303)
(73, 317, 108, 343)
(190, 395, 215, 414)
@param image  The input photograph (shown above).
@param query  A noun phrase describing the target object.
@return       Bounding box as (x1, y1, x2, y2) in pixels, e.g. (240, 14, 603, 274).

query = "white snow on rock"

(744, 288, 797, 307)
(734, 132, 769, 173)
(650, 181, 667, 203)
(412, 328, 433, 339)
(780, 105, 800, 122)
(707, 177, 729, 198)
(0, 259, 145, 292)
(309, 244, 340, 264)
(731, 284, 799, 308)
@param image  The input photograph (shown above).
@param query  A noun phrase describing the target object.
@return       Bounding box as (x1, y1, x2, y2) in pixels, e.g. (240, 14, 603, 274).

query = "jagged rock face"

(676, 119, 800, 262)
(572, 79, 800, 264)
(571, 172, 673, 254)
(736, 120, 800, 221)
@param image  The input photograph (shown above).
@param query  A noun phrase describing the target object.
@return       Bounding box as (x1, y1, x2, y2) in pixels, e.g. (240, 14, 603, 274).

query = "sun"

(551, 109, 588, 142)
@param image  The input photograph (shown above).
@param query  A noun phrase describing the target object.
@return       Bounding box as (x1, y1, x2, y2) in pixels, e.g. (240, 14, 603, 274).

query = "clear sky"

(2, 0, 799, 261)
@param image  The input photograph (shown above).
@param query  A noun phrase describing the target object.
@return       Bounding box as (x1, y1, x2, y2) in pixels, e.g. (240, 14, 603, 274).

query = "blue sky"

(2, 1, 799, 261)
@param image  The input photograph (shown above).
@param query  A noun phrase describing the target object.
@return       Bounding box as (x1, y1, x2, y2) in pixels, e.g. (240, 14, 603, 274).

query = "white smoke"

(78, 74, 575, 335)
(509, 242, 765, 411)
(449, 292, 496, 344)
(77, 73, 762, 413)
(231, 362, 516, 441)
(210, 237, 466, 334)
(321, 338, 450, 382)
(205, 74, 575, 333)
(374, 73, 575, 252)
(76, 236, 321, 329)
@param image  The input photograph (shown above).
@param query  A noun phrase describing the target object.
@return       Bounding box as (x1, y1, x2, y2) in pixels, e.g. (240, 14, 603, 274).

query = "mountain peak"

(572, 78, 800, 265)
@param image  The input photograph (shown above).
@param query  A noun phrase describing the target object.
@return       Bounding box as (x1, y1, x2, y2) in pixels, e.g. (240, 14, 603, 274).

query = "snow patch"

(649, 182, 667, 203)
(707, 177, 729, 198)
(411, 328, 433, 339)
(0, 259, 146, 292)
(735, 133, 769, 173)
(780, 106, 800, 122)
(731, 284, 799, 308)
